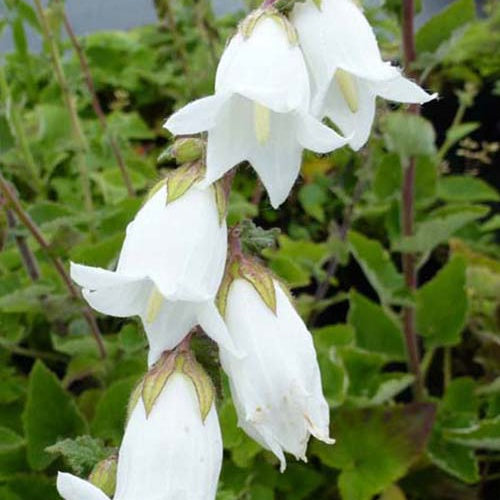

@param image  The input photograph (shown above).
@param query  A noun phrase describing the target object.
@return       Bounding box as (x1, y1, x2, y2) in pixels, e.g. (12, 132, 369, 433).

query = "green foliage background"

(0, 0, 499, 498)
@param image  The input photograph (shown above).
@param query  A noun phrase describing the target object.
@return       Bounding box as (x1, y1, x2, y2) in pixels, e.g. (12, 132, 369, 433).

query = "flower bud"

(70, 175, 238, 366)
(159, 138, 205, 165)
(58, 354, 222, 500)
(88, 456, 117, 497)
(219, 272, 333, 471)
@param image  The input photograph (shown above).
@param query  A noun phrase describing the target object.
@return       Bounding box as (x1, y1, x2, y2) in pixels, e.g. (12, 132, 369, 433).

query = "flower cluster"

(57, 1, 435, 498)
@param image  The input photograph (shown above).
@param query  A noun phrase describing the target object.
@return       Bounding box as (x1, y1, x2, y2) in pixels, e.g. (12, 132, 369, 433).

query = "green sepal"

(216, 259, 240, 317)
(145, 178, 167, 202)
(141, 351, 177, 417)
(240, 8, 298, 45)
(165, 161, 205, 205)
(239, 257, 277, 315)
(89, 455, 118, 497)
(213, 180, 229, 226)
(217, 256, 277, 317)
(179, 352, 215, 422)
(158, 138, 205, 165)
(126, 380, 143, 422)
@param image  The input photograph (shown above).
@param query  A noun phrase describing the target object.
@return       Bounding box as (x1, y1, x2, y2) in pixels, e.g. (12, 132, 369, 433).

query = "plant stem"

(4, 208, 41, 281)
(59, 4, 136, 198)
(0, 67, 43, 193)
(0, 174, 106, 359)
(33, 0, 94, 213)
(401, 0, 424, 400)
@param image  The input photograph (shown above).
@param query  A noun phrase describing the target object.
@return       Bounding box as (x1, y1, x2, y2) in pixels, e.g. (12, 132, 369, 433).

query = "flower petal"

(323, 77, 377, 151)
(164, 94, 228, 136)
(117, 185, 227, 301)
(57, 472, 110, 500)
(296, 112, 348, 153)
(216, 17, 310, 112)
(293, 0, 397, 85)
(71, 263, 151, 318)
(247, 111, 303, 208)
(197, 302, 243, 358)
(142, 300, 199, 367)
(203, 95, 252, 185)
(371, 75, 438, 104)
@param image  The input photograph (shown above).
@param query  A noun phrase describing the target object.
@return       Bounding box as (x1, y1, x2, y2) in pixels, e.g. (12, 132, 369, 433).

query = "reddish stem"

(401, 0, 424, 400)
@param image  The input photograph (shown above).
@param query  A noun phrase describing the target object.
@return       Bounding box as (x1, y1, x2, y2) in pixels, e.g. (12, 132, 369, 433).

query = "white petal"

(115, 374, 222, 500)
(142, 300, 199, 367)
(57, 472, 110, 500)
(220, 279, 332, 464)
(293, 0, 397, 87)
(371, 75, 438, 104)
(323, 77, 377, 151)
(117, 185, 227, 301)
(247, 111, 303, 208)
(296, 112, 348, 153)
(164, 94, 228, 136)
(203, 95, 252, 185)
(71, 263, 151, 318)
(216, 17, 310, 112)
(197, 301, 243, 358)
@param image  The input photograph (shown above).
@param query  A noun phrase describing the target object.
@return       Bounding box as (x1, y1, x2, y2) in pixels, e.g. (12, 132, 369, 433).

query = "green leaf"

(311, 404, 435, 500)
(46, 435, 111, 476)
(395, 205, 489, 253)
(446, 416, 500, 450)
(383, 112, 436, 160)
(348, 231, 405, 304)
(23, 361, 88, 470)
(0, 426, 26, 478)
(427, 379, 480, 484)
(348, 291, 406, 360)
(416, 0, 476, 53)
(91, 376, 139, 445)
(438, 176, 500, 202)
(444, 122, 480, 147)
(2, 475, 58, 500)
(298, 183, 328, 222)
(416, 256, 468, 348)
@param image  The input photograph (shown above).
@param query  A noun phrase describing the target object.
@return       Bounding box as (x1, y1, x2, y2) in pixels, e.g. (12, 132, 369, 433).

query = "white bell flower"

(219, 276, 333, 471)
(71, 182, 235, 366)
(164, 12, 347, 208)
(57, 362, 223, 500)
(292, 0, 437, 150)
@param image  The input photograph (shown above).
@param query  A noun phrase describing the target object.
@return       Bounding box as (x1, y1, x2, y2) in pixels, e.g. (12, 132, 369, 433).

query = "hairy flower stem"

(4, 208, 41, 281)
(0, 174, 106, 359)
(402, 0, 424, 401)
(59, 4, 136, 198)
(33, 0, 94, 214)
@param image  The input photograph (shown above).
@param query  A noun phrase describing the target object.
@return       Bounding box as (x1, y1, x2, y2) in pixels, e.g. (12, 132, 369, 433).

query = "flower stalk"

(33, 0, 94, 214)
(0, 173, 106, 359)
(401, 0, 424, 401)
(58, 2, 136, 198)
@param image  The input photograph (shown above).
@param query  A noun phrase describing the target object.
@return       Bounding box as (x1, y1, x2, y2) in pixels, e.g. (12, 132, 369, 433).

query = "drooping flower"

(165, 10, 347, 208)
(217, 258, 333, 471)
(71, 168, 235, 366)
(292, 0, 437, 150)
(57, 350, 223, 500)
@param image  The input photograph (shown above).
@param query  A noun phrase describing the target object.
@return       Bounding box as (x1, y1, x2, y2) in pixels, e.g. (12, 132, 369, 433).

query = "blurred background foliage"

(0, 0, 498, 498)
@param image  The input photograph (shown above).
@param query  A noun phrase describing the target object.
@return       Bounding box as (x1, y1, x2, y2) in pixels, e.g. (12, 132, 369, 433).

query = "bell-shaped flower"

(71, 171, 235, 366)
(57, 350, 223, 500)
(292, 0, 437, 150)
(164, 10, 347, 208)
(217, 259, 333, 470)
